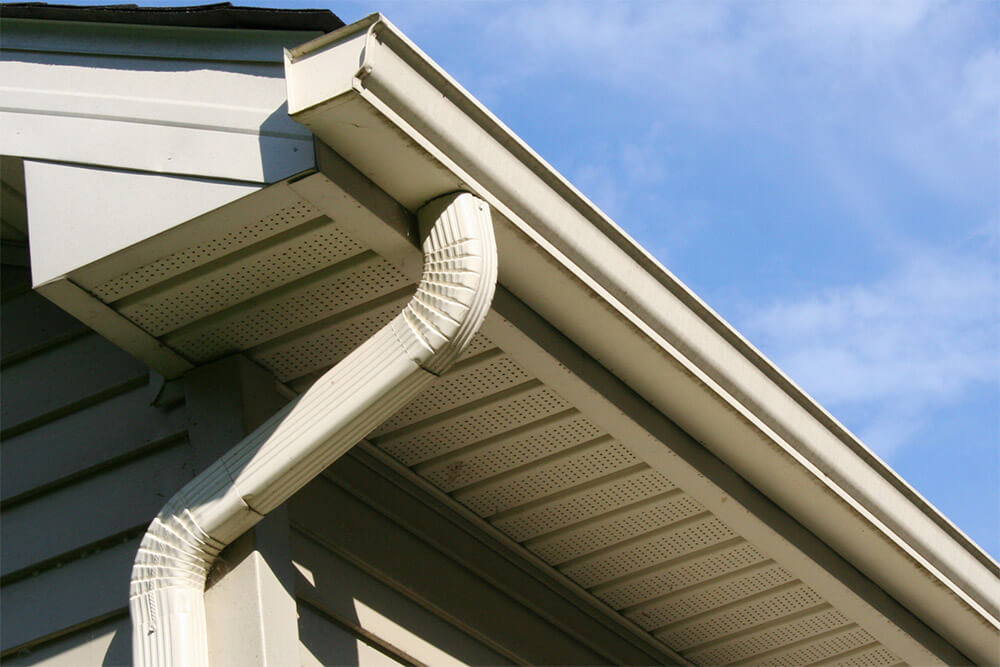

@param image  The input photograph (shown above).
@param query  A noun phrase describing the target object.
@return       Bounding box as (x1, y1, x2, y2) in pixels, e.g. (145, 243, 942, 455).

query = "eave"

(10, 12, 998, 665)
(281, 14, 998, 664)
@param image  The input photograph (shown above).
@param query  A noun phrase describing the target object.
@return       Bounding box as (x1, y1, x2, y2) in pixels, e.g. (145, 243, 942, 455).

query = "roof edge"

(0, 2, 344, 32)
(289, 12, 996, 578)
(285, 14, 999, 664)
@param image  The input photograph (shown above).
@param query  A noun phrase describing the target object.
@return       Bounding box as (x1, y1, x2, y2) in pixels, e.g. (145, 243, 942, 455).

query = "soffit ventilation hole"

(595, 542, 768, 609)
(752, 627, 877, 667)
(625, 565, 795, 630)
(494, 468, 676, 542)
(686, 608, 852, 665)
(172, 258, 411, 361)
(529, 495, 707, 565)
(564, 517, 737, 588)
(827, 645, 902, 667)
(121, 225, 365, 335)
(378, 386, 572, 466)
(457, 441, 639, 517)
(453, 333, 495, 360)
(661, 585, 826, 650)
(421, 415, 606, 492)
(254, 299, 407, 382)
(90, 201, 323, 301)
(374, 356, 531, 435)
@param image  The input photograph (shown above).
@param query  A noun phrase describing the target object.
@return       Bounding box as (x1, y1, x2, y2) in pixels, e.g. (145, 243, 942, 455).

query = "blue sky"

(68, 0, 1000, 556)
(333, 0, 1000, 557)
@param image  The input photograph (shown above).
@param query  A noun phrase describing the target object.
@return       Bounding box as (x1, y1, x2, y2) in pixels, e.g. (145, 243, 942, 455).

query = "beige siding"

(0, 259, 191, 662)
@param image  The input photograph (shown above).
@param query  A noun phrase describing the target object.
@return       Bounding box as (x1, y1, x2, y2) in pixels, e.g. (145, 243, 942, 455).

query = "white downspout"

(129, 192, 497, 667)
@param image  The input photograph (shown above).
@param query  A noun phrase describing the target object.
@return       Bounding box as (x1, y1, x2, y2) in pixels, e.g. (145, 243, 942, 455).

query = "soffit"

(29, 169, 938, 666)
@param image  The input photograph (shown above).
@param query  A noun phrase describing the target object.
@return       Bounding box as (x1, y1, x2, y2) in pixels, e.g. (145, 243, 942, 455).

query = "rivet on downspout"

(130, 192, 497, 666)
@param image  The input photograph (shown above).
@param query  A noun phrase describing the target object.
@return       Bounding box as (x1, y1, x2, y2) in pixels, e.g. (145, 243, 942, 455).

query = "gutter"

(129, 192, 497, 666)
(284, 14, 999, 664)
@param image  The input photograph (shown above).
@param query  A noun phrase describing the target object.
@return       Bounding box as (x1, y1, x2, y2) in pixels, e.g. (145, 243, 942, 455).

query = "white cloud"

(954, 47, 1000, 129)
(478, 2, 761, 118)
(743, 234, 999, 458)
(472, 0, 996, 206)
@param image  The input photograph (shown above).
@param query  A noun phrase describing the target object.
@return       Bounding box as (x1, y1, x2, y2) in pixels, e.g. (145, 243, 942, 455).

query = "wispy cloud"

(348, 0, 1000, 469)
(471, 1, 995, 209)
(456, 0, 1000, 462)
(743, 230, 999, 459)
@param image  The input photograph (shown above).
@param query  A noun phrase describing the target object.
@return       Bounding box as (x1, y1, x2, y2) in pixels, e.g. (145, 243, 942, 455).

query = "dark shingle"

(0, 2, 343, 33)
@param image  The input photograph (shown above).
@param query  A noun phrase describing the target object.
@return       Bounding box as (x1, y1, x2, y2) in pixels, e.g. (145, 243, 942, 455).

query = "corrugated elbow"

(130, 500, 225, 666)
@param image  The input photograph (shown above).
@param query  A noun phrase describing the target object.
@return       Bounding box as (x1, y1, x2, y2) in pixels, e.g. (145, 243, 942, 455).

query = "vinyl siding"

(0, 259, 191, 663)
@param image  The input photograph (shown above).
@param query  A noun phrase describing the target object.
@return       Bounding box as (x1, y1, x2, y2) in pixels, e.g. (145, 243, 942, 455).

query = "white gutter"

(129, 192, 497, 666)
(284, 15, 999, 664)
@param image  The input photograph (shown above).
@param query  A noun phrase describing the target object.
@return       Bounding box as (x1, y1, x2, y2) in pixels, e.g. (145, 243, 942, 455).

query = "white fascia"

(130, 193, 497, 666)
(284, 14, 999, 665)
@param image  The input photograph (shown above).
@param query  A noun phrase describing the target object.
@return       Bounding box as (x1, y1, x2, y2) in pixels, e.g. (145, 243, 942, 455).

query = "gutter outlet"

(129, 192, 498, 666)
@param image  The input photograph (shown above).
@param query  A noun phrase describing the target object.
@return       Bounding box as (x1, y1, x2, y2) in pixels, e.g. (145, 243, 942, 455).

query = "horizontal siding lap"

(0, 290, 88, 364)
(0, 333, 148, 436)
(297, 603, 408, 667)
(289, 472, 613, 666)
(292, 531, 508, 666)
(2, 614, 131, 666)
(0, 538, 138, 654)
(0, 279, 193, 657)
(1, 440, 194, 578)
(1, 383, 187, 503)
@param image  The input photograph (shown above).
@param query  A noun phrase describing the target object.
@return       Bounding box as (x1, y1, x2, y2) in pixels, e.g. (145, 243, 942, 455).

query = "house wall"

(1, 238, 190, 664)
(0, 18, 317, 185)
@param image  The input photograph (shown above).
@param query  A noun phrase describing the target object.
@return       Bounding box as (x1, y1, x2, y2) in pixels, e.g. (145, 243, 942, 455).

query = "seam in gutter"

(129, 192, 497, 666)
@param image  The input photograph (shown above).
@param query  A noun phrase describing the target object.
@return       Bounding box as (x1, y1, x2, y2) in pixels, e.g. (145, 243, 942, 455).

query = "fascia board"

(34, 278, 193, 378)
(284, 15, 1000, 663)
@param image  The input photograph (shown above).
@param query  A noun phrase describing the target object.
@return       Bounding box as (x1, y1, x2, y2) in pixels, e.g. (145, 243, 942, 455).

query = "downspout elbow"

(130, 193, 497, 666)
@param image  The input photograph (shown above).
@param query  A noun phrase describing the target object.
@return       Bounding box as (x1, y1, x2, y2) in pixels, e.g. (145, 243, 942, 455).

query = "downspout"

(129, 192, 497, 667)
